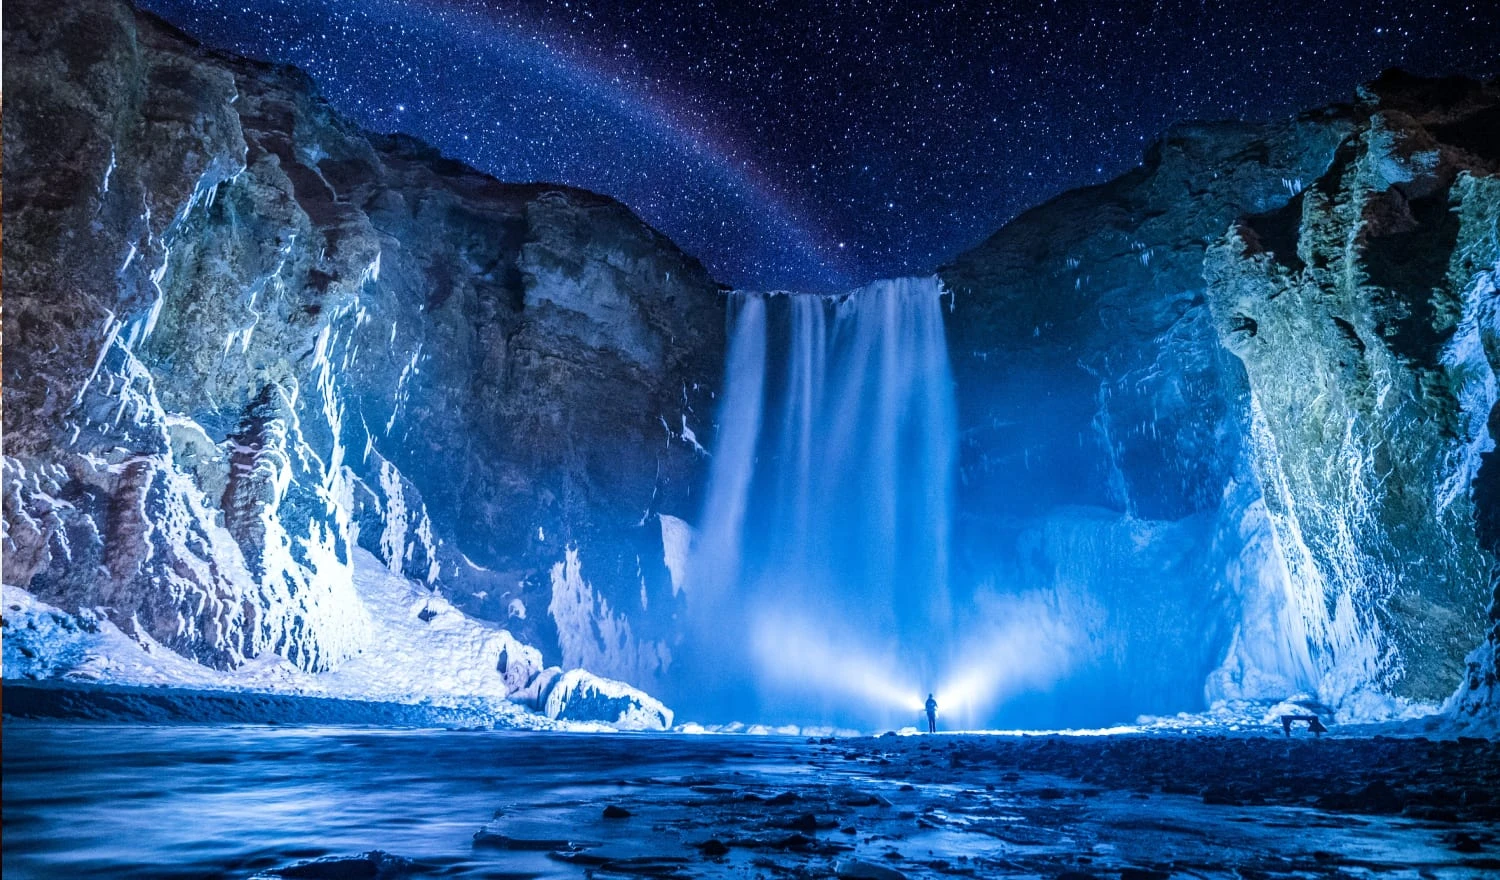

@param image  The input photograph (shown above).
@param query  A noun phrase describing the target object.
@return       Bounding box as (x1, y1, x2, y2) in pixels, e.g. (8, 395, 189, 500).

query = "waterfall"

(681, 276, 958, 727)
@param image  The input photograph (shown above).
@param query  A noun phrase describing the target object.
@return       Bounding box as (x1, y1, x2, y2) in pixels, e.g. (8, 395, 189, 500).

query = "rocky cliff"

(942, 72, 1500, 722)
(7, 0, 1498, 731)
(1206, 73, 1500, 719)
(2, 0, 724, 706)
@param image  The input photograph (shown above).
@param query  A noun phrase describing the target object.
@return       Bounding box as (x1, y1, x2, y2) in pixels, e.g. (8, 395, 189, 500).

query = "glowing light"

(750, 611, 925, 714)
(933, 592, 1080, 727)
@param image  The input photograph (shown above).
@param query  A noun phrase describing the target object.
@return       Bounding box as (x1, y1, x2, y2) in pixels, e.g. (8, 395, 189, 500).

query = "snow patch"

(658, 514, 693, 597)
(3, 549, 544, 708)
(1438, 255, 1499, 513)
(680, 415, 708, 455)
(547, 546, 670, 686)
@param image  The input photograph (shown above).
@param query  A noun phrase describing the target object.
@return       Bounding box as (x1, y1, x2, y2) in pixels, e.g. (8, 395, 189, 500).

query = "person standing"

(924, 694, 938, 733)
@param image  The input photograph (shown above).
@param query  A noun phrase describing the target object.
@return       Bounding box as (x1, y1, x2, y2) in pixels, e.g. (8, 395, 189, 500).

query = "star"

(143, 0, 1500, 291)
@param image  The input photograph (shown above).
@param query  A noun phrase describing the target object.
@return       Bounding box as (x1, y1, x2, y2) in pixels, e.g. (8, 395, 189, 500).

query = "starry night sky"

(144, 0, 1500, 291)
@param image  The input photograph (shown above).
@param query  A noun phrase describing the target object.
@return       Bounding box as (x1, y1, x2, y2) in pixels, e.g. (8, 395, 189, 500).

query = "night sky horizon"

(145, 0, 1500, 291)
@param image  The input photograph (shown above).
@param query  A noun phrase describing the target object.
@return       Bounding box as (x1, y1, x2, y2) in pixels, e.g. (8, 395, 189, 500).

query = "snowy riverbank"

(2, 549, 671, 730)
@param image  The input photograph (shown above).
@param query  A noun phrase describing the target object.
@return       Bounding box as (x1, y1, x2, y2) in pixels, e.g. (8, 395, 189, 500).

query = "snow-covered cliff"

(2, 0, 722, 727)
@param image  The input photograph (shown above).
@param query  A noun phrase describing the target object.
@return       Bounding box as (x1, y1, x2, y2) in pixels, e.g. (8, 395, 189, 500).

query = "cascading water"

(679, 276, 958, 728)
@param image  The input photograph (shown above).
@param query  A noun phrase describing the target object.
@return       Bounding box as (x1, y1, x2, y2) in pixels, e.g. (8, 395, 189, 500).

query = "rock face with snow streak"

(941, 72, 1500, 720)
(2, 0, 723, 694)
(1205, 73, 1500, 712)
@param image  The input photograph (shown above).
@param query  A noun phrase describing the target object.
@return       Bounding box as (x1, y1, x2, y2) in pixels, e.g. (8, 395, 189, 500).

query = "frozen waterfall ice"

(679, 276, 959, 727)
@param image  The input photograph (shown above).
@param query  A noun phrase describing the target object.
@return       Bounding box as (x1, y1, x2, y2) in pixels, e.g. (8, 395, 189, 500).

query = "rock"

(472, 832, 583, 852)
(941, 72, 1500, 721)
(1201, 785, 1243, 806)
(602, 805, 632, 819)
(696, 839, 729, 857)
(835, 859, 909, 880)
(272, 851, 414, 879)
(1316, 779, 1406, 814)
(777, 812, 837, 832)
(941, 106, 1354, 722)
(541, 669, 673, 730)
(1205, 73, 1500, 706)
(2, 0, 721, 705)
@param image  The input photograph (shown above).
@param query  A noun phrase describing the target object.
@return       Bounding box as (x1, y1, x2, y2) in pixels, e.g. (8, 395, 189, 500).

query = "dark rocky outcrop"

(942, 72, 1500, 720)
(3, 0, 724, 692)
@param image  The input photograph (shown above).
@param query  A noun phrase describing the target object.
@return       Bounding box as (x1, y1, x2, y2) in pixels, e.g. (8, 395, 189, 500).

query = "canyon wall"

(3, 0, 724, 697)
(1205, 74, 1500, 718)
(942, 72, 1500, 722)
(6, 0, 1498, 727)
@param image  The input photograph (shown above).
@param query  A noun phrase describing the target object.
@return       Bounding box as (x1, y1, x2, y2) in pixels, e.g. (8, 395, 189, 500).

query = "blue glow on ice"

(678, 276, 1070, 728)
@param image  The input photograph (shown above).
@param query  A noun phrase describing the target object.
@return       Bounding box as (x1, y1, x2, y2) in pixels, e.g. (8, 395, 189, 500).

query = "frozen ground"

(3, 724, 1498, 880)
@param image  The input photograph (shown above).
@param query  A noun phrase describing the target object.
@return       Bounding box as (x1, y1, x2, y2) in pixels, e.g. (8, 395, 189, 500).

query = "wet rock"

(1204, 77, 1500, 705)
(1316, 780, 1406, 814)
(1201, 785, 1243, 806)
(471, 831, 585, 852)
(269, 851, 415, 879)
(549, 851, 692, 877)
(1404, 804, 1461, 822)
(777, 812, 838, 832)
(942, 71, 1500, 718)
(696, 839, 729, 857)
(602, 804, 632, 819)
(836, 859, 909, 880)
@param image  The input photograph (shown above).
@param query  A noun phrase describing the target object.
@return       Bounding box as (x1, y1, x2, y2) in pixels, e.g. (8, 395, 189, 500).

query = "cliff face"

(7, 0, 1498, 729)
(942, 73, 1500, 720)
(2, 0, 724, 692)
(1206, 73, 1500, 715)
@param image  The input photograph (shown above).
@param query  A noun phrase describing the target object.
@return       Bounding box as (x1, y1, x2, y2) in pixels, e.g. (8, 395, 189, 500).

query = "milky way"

(144, 0, 1500, 290)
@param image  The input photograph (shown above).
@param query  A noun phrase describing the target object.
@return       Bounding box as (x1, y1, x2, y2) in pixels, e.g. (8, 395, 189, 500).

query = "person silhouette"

(924, 693, 937, 733)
